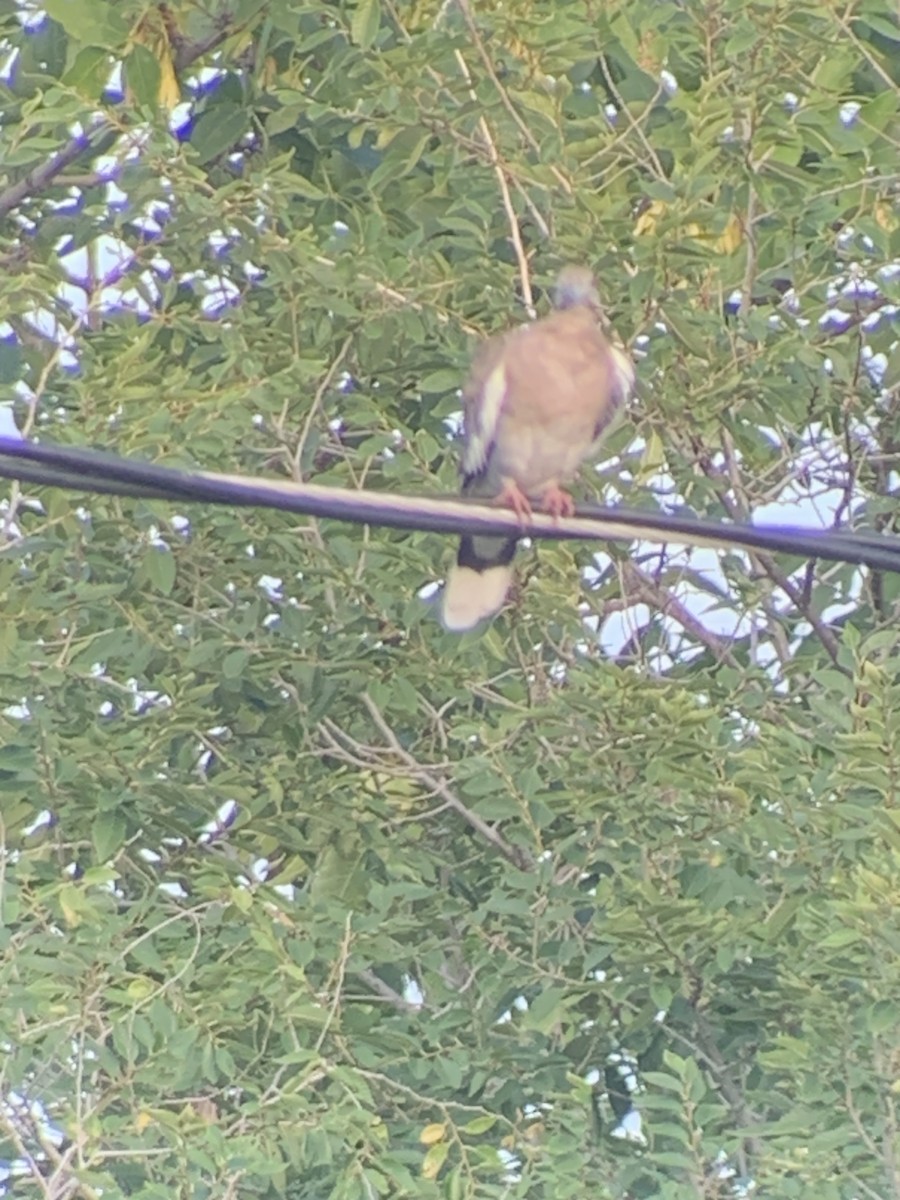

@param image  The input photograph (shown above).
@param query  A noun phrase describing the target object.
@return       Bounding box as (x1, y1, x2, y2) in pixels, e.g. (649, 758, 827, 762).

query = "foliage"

(1, 0, 899, 1197)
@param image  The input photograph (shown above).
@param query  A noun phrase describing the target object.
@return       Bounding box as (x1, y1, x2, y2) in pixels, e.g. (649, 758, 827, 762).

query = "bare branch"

(618, 559, 743, 668)
(452, 44, 535, 310)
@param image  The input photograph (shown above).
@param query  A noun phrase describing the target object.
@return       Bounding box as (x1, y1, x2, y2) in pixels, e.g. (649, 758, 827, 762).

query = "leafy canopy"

(0, 0, 899, 1197)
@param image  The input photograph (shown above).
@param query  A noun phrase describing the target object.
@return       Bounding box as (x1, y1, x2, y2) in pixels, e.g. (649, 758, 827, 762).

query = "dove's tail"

(441, 535, 517, 631)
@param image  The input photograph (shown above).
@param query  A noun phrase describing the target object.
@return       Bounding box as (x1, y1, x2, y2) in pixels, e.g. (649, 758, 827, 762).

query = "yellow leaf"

(637, 430, 666, 483)
(128, 10, 180, 110)
(634, 200, 666, 237)
(404, 0, 434, 32)
(359, 769, 418, 806)
(859, 659, 886, 685)
(421, 1141, 449, 1179)
(419, 1122, 446, 1145)
(375, 126, 403, 150)
(58, 882, 83, 927)
(640, 204, 743, 254)
(686, 213, 743, 254)
(262, 55, 278, 88)
(507, 34, 542, 75)
(523, 1120, 545, 1144)
(127, 977, 155, 1001)
(157, 49, 180, 110)
(875, 202, 898, 233)
(716, 212, 744, 254)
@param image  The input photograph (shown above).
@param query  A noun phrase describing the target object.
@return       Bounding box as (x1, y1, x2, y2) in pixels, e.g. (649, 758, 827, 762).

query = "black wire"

(3, 436, 900, 575)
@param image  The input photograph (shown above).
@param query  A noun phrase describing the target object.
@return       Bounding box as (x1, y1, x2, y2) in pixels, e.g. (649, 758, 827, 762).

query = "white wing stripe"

(463, 362, 507, 477)
(609, 345, 635, 401)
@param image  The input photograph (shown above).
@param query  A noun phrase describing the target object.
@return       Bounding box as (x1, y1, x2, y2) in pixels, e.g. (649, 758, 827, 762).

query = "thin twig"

(618, 559, 743, 667)
(738, 186, 759, 320)
(690, 1007, 765, 1164)
(315, 912, 353, 1052)
(455, 0, 573, 197)
(288, 335, 354, 483)
(1, 309, 86, 539)
(596, 56, 668, 182)
(359, 693, 533, 869)
(355, 967, 424, 1013)
(831, 7, 897, 92)
(311, 254, 480, 335)
(686, 433, 846, 670)
(453, 46, 534, 310)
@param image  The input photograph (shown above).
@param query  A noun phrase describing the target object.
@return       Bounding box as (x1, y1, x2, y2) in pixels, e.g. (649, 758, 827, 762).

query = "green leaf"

(222, 649, 249, 679)
(0, 340, 23, 384)
(867, 999, 900, 1033)
(419, 368, 460, 394)
(125, 44, 162, 109)
(289, 173, 328, 200)
(859, 90, 899, 132)
(461, 1115, 497, 1135)
(91, 813, 127, 863)
(141, 546, 176, 595)
(351, 0, 382, 50)
(661, 305, 709, 358)
(63, 45, 113, 100)
(190, 104, 249, 164)
(523, 986, 573, 1032)
(41, 0, 128, 46)
(857, 14, 900, 43)
(421, 1140, 448, 1180)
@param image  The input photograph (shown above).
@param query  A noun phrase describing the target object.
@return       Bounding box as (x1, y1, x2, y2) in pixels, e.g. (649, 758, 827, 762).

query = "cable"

(2, 436, 900, 574)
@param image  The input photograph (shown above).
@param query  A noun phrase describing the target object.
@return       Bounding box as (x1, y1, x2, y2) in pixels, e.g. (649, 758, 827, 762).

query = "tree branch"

(0, 124, 113, 219)
(0, 11, 241, 220)
(316, 696, 533, 869)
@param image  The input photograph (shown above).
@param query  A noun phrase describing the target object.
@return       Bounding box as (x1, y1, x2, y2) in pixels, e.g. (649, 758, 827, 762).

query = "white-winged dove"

(441, 266, 635, 632)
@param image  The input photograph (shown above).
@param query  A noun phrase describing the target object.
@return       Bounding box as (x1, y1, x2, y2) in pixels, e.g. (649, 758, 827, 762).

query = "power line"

(2, 436, 900, 574)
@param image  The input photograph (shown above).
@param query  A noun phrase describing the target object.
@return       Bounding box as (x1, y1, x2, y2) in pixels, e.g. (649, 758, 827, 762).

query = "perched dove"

(441, 266, 634, 631)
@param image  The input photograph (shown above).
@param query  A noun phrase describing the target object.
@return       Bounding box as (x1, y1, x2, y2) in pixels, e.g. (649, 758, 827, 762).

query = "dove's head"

(554, 265, 602, 313)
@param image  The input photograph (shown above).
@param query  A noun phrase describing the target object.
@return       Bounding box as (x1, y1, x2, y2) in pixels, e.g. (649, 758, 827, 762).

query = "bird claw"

(494, 480, 533, 527)
(540, 485, 575, 519)
(493, 481, 575, 525)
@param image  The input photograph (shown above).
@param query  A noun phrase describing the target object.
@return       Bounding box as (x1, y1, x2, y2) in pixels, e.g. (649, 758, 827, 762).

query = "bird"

(440, 265, 635, 632)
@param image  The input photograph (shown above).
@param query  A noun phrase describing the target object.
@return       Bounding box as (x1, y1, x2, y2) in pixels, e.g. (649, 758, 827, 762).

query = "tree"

(1, 0, 899, 1196)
